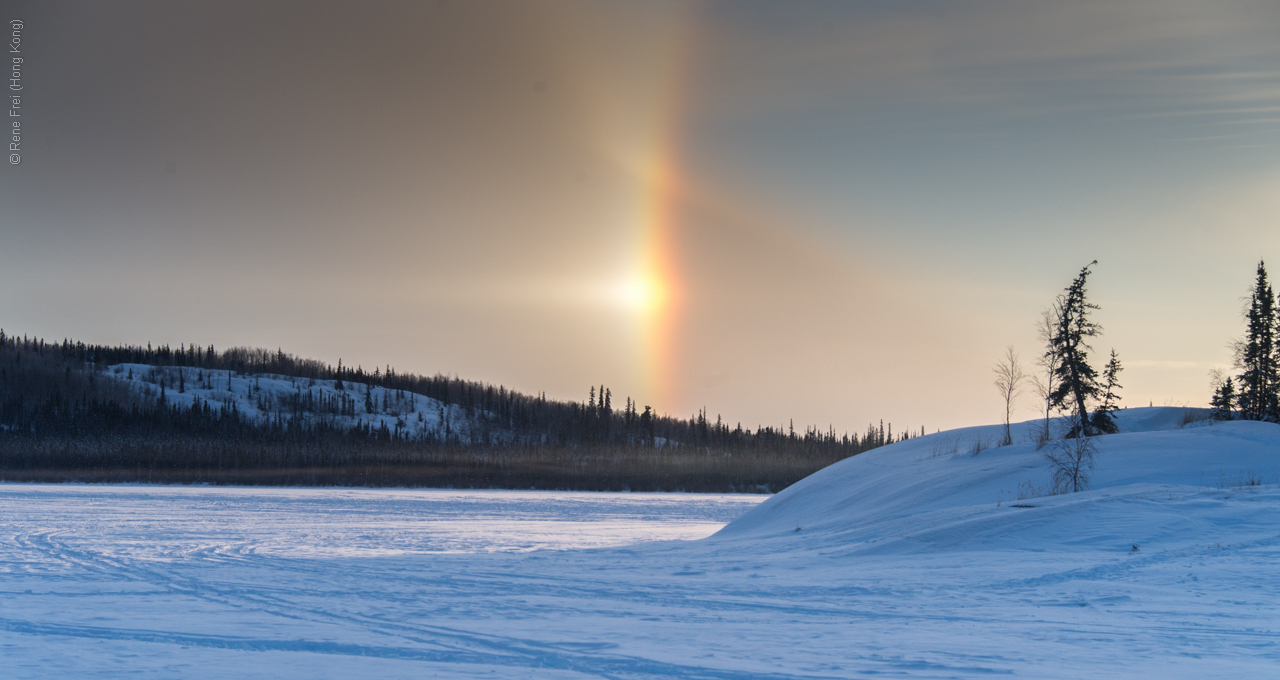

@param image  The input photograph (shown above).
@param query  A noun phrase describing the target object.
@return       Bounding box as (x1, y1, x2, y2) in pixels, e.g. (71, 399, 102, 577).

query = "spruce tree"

(1048, 262, 1103, 437)
(1237, 261, 1278, 421)
(640, 405, 654, 444)
(1210, 377, 1236, 422)
(1090, 349, 1123, 435)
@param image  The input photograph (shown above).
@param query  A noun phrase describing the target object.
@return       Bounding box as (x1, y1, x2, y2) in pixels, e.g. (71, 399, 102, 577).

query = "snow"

(106, 363, 477, 441)
(5, 407, 1280, 677)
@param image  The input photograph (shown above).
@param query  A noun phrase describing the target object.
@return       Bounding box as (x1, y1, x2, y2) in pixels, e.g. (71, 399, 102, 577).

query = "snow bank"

(716, 407, 1280, 555)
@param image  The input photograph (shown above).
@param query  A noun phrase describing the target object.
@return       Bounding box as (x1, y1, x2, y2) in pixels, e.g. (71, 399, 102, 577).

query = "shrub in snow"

(1044, 435, 1097, 494)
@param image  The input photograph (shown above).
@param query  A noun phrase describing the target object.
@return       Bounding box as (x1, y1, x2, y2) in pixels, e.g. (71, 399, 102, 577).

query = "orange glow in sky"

(631, 11, 694, 417)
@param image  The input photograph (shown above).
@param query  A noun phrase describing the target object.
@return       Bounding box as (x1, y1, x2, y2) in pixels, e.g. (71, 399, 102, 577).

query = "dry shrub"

(1044, 435, 1097, 494)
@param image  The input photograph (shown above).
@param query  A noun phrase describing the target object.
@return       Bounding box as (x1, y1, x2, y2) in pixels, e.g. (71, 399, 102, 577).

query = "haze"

(3, 0, 1278, 432)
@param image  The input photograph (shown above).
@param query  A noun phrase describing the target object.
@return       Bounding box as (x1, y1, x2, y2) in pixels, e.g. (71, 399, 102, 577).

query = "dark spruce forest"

(0, 331, 913, 492)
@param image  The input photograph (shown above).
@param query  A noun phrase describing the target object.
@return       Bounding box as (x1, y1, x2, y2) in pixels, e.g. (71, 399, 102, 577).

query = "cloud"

(691, 0, 1280, 131)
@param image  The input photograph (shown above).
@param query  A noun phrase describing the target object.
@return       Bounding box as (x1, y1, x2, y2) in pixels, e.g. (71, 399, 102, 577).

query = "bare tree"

(1029, 307, 1060, 447)
(1044, 435, 1097, 493)
(993, 346, 1026, 446)
(1208, 367, 1227, 394)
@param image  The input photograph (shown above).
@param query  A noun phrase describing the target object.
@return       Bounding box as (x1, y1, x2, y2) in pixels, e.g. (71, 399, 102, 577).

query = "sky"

(2, 0, 1279, 433)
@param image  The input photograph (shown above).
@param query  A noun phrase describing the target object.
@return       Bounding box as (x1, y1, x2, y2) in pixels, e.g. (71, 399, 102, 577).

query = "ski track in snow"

(4, 408, 1280, 677)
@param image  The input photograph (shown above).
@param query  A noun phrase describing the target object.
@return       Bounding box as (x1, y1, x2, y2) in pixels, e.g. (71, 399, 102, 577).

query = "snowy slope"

(5, 407, 1280, 678)
(717, 408, 1279, 549)
(106, 363, 480, 441)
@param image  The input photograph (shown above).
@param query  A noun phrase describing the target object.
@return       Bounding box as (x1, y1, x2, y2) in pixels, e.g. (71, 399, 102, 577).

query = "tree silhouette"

(1237, 261, 1278, 421)
(1048, 262, 1103, 437)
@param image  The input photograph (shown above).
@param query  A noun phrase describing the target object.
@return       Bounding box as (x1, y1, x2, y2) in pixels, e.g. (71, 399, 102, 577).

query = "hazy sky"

(3, 1, 1279, 432)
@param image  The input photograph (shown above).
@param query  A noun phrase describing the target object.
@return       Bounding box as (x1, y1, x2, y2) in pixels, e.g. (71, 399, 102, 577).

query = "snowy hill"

(106, 363, 481, 441)
(3, 336, 873, 491)
(715, 407, 1280, 556)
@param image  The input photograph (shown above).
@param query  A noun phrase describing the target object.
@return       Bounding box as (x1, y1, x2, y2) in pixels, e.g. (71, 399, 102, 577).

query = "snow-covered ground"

(106, 363, 478, 441)
(4, 407, 1280, 678)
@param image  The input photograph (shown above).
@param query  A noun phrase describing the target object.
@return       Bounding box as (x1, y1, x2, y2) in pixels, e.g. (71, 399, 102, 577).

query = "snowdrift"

(715, 407, 1280, 557)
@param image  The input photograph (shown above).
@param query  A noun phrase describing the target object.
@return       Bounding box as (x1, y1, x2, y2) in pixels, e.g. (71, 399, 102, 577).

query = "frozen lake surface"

(1, 485, 768, 678)
(0, 485, 762, 557)
(4, 409, 1280, 678)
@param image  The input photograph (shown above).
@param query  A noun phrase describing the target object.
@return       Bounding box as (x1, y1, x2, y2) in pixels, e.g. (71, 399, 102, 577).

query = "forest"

(0, 331, 913, 492)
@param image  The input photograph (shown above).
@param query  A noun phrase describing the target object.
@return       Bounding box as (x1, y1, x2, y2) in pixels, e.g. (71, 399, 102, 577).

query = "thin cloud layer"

(2, 0, 1277, 431)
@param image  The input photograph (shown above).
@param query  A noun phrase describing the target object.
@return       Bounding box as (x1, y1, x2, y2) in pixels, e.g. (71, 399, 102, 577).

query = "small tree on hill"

(1030, 307, 1060, 448)
(1045, 435, 1097, 493)
(1090, 349, 1123, 435)
(1210, 376, 1236, 421)
(993, 346, 1027, 446)
(1048, 261, 1103, 437)
(1236, 261, 1279, 421)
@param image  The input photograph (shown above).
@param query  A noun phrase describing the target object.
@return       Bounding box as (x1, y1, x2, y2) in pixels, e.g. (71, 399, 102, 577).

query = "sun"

(616, 273, 669, 314)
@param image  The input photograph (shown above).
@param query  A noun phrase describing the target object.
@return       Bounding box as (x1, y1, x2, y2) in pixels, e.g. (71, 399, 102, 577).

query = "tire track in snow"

(9, 530, 945, 679)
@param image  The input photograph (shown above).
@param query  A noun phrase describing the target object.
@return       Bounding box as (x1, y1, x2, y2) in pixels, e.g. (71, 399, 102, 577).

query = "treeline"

(0, 330, 914, 492)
